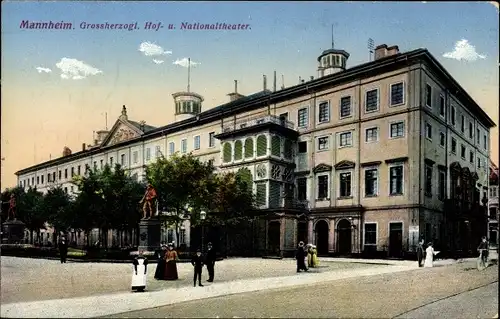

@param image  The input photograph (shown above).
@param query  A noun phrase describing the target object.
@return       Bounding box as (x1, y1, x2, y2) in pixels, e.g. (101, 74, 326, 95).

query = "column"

(307, 219, 313, 244)
(279, 218, 285, 257)
(329, 219, 336, 252)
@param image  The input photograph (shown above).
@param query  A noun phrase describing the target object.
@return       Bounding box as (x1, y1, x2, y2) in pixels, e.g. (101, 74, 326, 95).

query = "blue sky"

(0, 1, 498, 188)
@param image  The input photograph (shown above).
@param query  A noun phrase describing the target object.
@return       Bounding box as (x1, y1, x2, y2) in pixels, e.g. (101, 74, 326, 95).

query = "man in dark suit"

(296, 241, 308, 272)
(416, 238, 425, 267)
(205, 242, 216, 282)
(191, 249, 204, 287)
(59, 234, 68, 264)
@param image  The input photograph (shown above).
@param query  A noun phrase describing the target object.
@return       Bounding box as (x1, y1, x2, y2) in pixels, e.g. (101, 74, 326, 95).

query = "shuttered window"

(223, 143, 232, 163)
(271, 135, 281, 157)
(244, 138, 254, 158)
(234, 140, 243, 160)
(257, 135, 267, 156)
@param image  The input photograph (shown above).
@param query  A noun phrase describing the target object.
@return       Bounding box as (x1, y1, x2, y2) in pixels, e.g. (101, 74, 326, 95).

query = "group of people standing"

(416, 239, 440, 268)
(295, 241, 319, 272)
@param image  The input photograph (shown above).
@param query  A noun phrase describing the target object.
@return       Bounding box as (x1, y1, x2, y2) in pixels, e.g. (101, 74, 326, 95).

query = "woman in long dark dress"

(163, 243, 179, 280)
(154, 244, 167, 280)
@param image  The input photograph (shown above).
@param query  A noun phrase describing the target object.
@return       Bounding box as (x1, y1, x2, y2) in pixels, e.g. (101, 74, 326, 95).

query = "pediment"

(334, 160, 355, 170)
(313, 163, 332, 173)
(102, 120, 143, 147)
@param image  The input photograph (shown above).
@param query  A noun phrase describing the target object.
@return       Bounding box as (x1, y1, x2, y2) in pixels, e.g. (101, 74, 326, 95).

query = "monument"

(2, 194, 26, 244)
(134, 184, 161, 255)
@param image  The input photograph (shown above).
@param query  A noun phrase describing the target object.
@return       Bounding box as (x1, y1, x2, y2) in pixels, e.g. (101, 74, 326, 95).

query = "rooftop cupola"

(119, 105, 128, 121)
(317, 29, 349, 78)
(173, 58, 204, 122)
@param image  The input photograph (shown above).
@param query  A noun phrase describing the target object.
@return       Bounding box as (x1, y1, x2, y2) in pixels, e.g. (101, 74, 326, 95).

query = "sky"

(1, 1, 499, 189)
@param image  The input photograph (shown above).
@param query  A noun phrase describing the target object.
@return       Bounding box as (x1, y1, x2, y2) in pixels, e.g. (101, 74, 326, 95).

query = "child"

(191, 249, 204, 287)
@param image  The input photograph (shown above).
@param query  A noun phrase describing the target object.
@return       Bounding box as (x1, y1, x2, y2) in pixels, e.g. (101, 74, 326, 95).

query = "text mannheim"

(16, 44, 496, 257)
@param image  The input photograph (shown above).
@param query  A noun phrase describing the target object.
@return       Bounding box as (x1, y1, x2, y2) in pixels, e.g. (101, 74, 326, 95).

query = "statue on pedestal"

(7, 194, 16, 220)
(140, 184, 157, 219)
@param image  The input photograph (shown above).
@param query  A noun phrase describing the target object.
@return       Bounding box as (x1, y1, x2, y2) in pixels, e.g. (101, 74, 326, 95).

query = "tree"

(146, 153, 215, 245)
(40, 187, 73, 244)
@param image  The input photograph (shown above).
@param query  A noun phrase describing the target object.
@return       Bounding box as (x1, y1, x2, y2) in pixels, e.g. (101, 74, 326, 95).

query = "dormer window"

(335, 55, 339, 65)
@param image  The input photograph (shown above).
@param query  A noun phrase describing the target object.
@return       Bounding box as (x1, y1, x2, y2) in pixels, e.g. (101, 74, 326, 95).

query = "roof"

(317, 49, 350, 61)
(15, 48, 496, 175)
(128, 120, 157, 133)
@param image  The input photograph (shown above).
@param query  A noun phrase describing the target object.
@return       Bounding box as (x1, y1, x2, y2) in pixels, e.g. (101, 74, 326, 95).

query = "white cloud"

(173, 58, 200, 68)
(55, 58, 102, 80)
(152, 59, 164, 64)
(443, 39, 486, 62)
(36, 67, 52, 73)
(138, 41, 172, 56)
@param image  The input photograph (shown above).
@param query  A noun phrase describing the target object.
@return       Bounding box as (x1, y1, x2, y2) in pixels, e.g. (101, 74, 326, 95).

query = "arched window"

(244, 138, 254, 158)
(223, 143, 232, 163)
(256, 135, 267, 157)
(271, 135, 281, 157)
(234, 140, 243, 160)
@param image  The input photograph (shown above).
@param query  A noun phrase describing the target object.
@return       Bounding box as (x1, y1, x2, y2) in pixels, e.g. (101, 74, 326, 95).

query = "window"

(179, 229, 186, 244)
(439, 95, 445, 117)
(194, 135, 201, 150)
(317, 136, 329, 151)
(460, 115, 465, 133)
(364, 168, 378, 197)
(477, 157, 482, 169)
(340, 96, 352, 118)
(483, 135, 487, 149)
(70, 186, 74, 193)
(297, 177, 307, 201)
(31, 177, 34, 185)
(425, 123, 432, 140)
(390, 122, 405, 138)
(145, 148, 151, 161)
(93, 161, 97, 169)
(425, 165, 433, 196)
(339, 132, 352, 147)
(297, 108, 308, 128)
(469, 122, 473, 139)
(64, 169, 68, 179)
(318, 101, 330, 123)
(36, 176, 40, 185)
(47, 173, 51, 183)
(365, 127, 378, 143)
(133, 151, 138, 164)
(181, 139, 187, 153)
(365, 89, 379, 112)
(390, 82, 404, 106)
(110, 157, 114, 166)
(461, 145, 466, 159)
(317, 175, 329, 199)
(476, 129, 480, 144)
(120, 154, 126, 166)
(71, 167, 75, 177)
(451, 106, 456, 125)
(425, 84, 432, 108)
(100, 159, 104, 169)
(451, 138, 457, 153)
(439, 132, 445, 147)
(339, 172, 351, 197)
(469, 151, 474, 163)
(438, 170, 446, 200)
(64, 187, 68, 193)
(389, 165, 404, 195)
(155, 146, 161, 158)
(169, 142, 175, 155)
(364, 223, 377, 246)
(59, 170, 62, 180)
(209, 132, 215, 148)
(52, 172, 56, 182)
(41, 175, 44, 184)
(279, 112, 288, 123)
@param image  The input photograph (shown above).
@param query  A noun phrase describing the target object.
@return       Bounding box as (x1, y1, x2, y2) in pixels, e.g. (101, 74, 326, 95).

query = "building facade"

(488, 161, 499, 248)
(15, 43, 496, 257)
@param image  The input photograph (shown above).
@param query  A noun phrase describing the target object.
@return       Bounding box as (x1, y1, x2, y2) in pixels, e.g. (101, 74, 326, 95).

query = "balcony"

(215, 115, 299, 140)
(296, 153, 308, 172)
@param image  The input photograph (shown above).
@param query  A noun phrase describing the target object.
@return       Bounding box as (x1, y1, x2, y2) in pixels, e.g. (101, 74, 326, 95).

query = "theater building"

(15, 43, 495, 257)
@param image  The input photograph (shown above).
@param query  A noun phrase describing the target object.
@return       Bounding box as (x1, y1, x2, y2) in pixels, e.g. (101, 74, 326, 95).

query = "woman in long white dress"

(424, 242, 440, 268)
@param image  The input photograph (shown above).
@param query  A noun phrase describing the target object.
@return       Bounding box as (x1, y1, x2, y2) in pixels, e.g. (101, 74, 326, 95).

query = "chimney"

(386, 45, 400, 56)
(273, 71, 277, 92)
(228, 80, 245, 102)
(299, 76, 302, 84)
(374, 44, 388, 60)
(234, 80, 238, 93)
(94, 139, 98, 145)
(301, 79, 305, 84)
(310, 76, 314, 81)
(82, 143, 86, 151)
(62, 147, 72, 157)
(263, 75, 267, 91)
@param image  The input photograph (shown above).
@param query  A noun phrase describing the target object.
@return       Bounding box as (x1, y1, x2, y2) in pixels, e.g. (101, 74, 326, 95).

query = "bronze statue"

(140, 184, 157, 219)
(7, 194, 16, 220)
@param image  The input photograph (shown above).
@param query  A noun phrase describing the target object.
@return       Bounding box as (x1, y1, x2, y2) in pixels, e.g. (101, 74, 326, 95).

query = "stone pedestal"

(136, 219, 161, 254)
(2, 219, 26, 244)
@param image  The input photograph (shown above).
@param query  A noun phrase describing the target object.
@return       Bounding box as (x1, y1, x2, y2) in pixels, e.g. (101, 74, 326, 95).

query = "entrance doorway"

(267, 221, 281, 256)
(337, 219, 352, 255)
(297, 221, 307, 246)
(315, 220, 329, 255)
(389, 222, 403, 258)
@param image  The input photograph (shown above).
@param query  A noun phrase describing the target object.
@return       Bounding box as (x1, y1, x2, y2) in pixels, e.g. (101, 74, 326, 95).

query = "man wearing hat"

(191, 249, 204, 287)
(205, 242, 217, 282)
(295, 241, 308, 272)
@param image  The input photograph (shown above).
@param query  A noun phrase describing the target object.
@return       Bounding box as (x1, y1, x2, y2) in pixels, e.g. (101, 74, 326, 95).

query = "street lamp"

(200, 210, 206, 253)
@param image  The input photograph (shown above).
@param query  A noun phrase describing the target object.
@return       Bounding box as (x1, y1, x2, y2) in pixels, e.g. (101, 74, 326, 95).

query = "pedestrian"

(306, 244, 313, 268)
(477, 236, 489, 263)
(205, 242, 216, 282)
(296, 241, 308, 272)
(416, 238, 425, 267)
(311, 245, 319, 268)
(163, 242, 179, 280)
(191, 249, 204, 287)
(424, 242, 440, 268)
(59, 234, 68, 264)
(131, 250, 148, 292)
(154, 244, 167, 280)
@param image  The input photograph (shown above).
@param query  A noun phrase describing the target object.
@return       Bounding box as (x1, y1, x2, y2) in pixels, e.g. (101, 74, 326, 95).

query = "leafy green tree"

(146, 153, 215, 245)
(40, 186, 73, 243)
